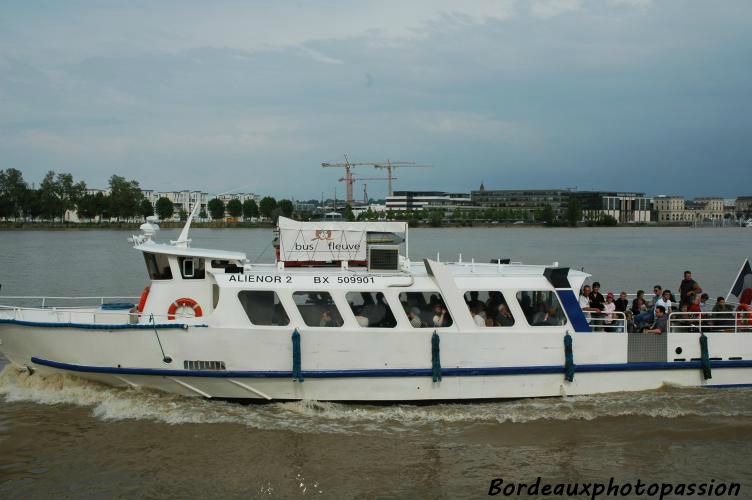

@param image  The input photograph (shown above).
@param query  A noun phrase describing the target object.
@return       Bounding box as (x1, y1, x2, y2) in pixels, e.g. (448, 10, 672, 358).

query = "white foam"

(2, 365, 752, 434)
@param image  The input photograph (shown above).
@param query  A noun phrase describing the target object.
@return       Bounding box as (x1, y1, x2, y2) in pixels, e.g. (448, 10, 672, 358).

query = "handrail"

(582, 311, 627, 332)
(668, 311, 748, 334)
(0, 296, 140, 308)
(0, 304, 198, 324)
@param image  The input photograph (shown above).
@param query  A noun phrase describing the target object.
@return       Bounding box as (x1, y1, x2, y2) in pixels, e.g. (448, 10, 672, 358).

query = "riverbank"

(0, 220, 734, 230)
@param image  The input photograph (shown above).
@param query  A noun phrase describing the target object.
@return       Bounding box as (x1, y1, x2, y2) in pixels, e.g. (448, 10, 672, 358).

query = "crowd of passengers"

(578, 270, 752, 334)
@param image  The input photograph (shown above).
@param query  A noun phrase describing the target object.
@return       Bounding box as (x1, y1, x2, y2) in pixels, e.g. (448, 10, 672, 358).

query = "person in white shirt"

(656, 290, 673, 314)
(604, 292, 617, 331)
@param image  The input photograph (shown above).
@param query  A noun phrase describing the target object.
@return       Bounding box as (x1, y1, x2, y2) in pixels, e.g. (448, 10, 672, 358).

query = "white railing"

(582, 311, 627, 332)
(0, 296, 139, 309)
(668, 311, 751, 334)
(0, 304, 191, 324)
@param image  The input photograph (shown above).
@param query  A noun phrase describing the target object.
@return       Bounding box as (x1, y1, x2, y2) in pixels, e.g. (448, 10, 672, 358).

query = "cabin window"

(292, 292, 343, 327)
(463, 291, 515, 327)
(515, 291, 567, 326)
(211, 259, 229, 269)
(346, 292, 397, 328)
(399, 292, 453, 328)
(238, 291, 289, 326)
(143, 253, 173, 280)
(179, 257, 205, 279)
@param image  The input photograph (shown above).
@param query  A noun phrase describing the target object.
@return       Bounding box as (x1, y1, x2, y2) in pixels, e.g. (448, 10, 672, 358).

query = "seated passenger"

(470, 303, 485, 327)
(496, 304, 515, 327)
(407, 308, 423, 328)
(645, 305, 668, 335)
(319, 310, 335, 327)
(604, 292, 616, 330)
(432, 304, 450, 327)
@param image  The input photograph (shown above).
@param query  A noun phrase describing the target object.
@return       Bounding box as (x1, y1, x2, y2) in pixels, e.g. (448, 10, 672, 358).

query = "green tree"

(278, 199, 294, 218)
(429, 210, 444, 227)
(208, 198, 225, 220)
(108, 175, 142, 221)
(58, 172, 86, 219)
(155, 197, 174, 220)
(566, 199, 582, 227)
(139, 199, 154, 219)
(226, 199, 243, 218)
(93, 192, 109, 220)
(243, 199, 259, 219)
(179, 209, 188, 221)
(259, 196, 277, 218)
(343, 204, 354, 221)
(38, 171, 64, 221)
(77, 193, 98, 220)
(540, 204, 555, 224)
(0, 168, 29, 219)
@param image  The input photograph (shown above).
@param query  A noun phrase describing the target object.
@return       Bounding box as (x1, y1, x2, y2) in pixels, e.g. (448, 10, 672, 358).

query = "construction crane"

(373, 160, 431, 196)
(321, 155, 378, 205)
(337, 176, 392, 205)
(322, 156, 431, 203)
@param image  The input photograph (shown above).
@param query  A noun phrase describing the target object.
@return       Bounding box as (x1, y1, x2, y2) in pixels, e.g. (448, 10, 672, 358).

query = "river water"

(1, 227, 751, 498)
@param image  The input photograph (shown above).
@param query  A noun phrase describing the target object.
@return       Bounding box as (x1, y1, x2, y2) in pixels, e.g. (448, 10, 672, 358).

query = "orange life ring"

(167, 297, 203, 320)
(137, 285, 150, 312)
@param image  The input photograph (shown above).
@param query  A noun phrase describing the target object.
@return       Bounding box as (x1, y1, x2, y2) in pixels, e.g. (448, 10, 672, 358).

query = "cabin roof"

(278, 216, 407, 233)
(135, 241, 247, 261)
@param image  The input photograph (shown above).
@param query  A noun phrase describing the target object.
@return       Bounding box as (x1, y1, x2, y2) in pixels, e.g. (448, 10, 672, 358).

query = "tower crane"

(337, 176, 392, 205)
(372, 160, 432, 196)
(321, 155, 377, 205)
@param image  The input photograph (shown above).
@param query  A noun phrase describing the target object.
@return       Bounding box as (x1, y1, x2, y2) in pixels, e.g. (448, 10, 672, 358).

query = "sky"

(1, 0, 751, 199)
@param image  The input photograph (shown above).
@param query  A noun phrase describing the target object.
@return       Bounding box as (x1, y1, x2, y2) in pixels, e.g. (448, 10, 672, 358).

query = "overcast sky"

(1, 0, 751, 199)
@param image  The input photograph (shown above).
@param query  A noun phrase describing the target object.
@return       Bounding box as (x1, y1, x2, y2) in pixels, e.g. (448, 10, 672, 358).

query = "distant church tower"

(479, 180, 485, 193)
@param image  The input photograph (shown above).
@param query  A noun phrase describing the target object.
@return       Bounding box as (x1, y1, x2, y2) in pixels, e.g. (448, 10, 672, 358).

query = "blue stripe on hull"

(0, 318, 193, 330)
(29, 356, 752, 379)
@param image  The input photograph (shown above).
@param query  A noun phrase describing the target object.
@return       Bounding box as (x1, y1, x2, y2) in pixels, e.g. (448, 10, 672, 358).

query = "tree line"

(0, 168, 294, 223)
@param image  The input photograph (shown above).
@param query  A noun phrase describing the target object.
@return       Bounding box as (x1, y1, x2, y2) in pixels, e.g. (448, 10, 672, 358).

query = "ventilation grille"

(369, 245, 400, 271)
(184, 360, 227, 371)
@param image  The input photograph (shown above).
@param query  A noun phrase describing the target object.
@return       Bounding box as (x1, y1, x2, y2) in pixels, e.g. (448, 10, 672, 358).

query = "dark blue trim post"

(292, 329, 303, 382)
(700, 334, 712, 380)
(564, 333, 575, 382)
(431, 330, 442, 382)
(556, 290, 591, 333)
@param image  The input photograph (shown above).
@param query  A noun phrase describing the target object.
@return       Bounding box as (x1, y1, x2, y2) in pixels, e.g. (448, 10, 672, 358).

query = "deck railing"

(582, 311, 627, 332)
(668, 311, 750, 334)
(0, 296, 139, 309)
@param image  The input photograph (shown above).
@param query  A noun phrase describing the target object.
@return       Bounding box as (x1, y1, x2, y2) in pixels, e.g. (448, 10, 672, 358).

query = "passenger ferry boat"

(1, 210, 751, 402)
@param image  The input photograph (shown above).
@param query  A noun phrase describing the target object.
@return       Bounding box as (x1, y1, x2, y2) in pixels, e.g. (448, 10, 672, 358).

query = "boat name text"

(226, 275, 375, 284)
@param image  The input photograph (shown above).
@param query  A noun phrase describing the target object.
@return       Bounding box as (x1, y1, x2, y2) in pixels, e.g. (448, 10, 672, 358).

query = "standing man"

(679, 270, 701, 308)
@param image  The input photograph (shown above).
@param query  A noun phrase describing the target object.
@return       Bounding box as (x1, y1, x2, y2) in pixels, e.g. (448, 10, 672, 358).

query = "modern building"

(143, 190, 209, 219)
(470, 187, 569, 218)
(386, 191, 472, 212)
(571, 191, 652, 223)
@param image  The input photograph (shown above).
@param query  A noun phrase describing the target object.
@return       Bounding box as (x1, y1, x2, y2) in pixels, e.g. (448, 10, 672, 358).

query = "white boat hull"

(3, 322, 752, 401)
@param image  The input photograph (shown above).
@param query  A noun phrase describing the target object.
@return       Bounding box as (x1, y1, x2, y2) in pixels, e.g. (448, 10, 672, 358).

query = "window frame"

(237, 290, 290, 327)
(398, 290, 454, 329)
(344, 291, 398, 329)
(461, 290, 516, 328)
(514, 290, 568, 328)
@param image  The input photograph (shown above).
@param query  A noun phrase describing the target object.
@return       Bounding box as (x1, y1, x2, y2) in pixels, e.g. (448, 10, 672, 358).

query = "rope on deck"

(564, 333, 575, 382)
(292, 328, 303, 382)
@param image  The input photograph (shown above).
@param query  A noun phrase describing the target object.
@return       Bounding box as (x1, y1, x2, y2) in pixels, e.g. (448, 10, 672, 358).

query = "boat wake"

(2, 365, 751, 434)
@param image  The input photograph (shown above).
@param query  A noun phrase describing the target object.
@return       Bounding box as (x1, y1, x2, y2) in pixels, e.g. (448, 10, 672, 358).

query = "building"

(653, 195, 693, 223)
(571, 191, 652, 223)
(386, 191, 472, 212)
(687, 197, 724, 222)
(736, 196, 752, 219)
(143, 190, 209, 220)
(470, 188, 569, 218)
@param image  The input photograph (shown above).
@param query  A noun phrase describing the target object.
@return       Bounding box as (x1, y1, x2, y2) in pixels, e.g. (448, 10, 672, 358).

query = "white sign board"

(279, 228, 367, 262)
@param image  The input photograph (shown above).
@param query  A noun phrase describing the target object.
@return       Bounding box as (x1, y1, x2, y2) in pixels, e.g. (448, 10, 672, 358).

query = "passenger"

(486, 291, 504, 314)
(700, 293, 710, 312)
(711, 297, 734, 331)
(496, 304, 515, 327)
(645, 305, 668, 335)
(466, 291, 483, 311)
(631, 290, 646, 315)
(604, 292, 616, 331)
(614, 291, 629, 314)
(471, 303, 485, 327)
(589, 282, 606, 330)
(319, 310, 335, 327)
(407, 307, 423, 328)
(688, 294, 702, 313)
(658, 290, 674, 313)
(679, 270, 702, 308)
(579, 285, 597, 313)
(432, 303, 450, 328)
(635, 285, 662, 330)
(532, 303, 548, 325)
